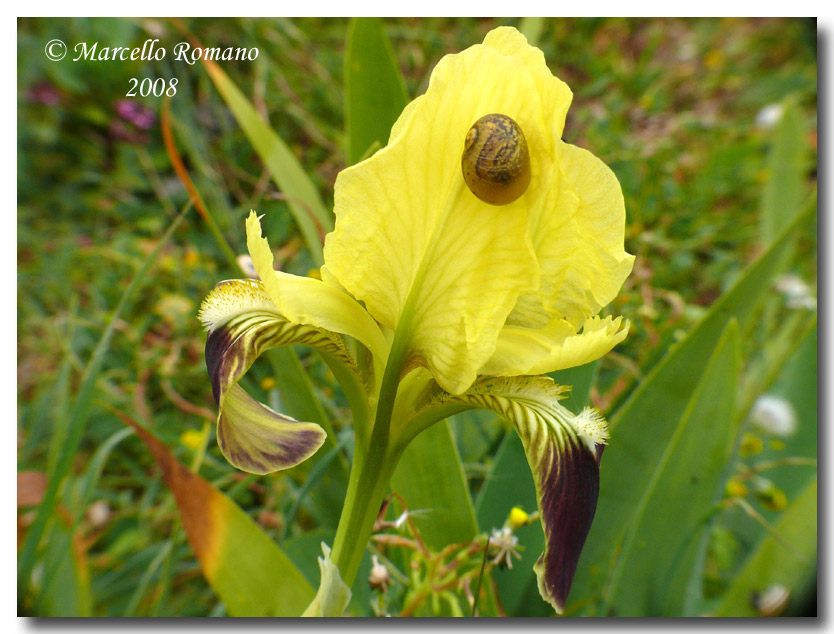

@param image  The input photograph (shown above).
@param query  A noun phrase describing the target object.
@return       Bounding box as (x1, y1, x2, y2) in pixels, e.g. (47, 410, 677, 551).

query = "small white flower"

(774, 275, 817, 310)
(489, 527, 522, 569)
(750, 394, 798, 437)
(754, 584, 790, 617)
(86, 500, 111, 527)
(755, 103, 785, 129)
(392, 508, 430, 530)
(236, 254, 259, 279)
(392, 511, 409, 529)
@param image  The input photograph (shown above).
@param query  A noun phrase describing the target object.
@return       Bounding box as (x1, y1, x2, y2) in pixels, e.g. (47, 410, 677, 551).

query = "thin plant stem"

(723, 497, 809, 563)
(735, 457, 817, 480)
(471, 535, 490, 617)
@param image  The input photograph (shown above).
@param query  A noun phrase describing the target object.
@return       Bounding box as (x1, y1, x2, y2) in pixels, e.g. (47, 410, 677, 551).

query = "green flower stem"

(329, 442, 404, 587)
(330, 226, 446, 588)
(330, 325, 411, 587)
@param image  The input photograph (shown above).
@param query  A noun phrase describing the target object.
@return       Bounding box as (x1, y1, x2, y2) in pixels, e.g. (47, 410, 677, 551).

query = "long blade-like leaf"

(391, 420, 478, 550)
(345, 17, 409, 166)
(266, 347, 348, 527)
(34, 515, 91, 616)
(125, 417, 315, 617)
(601, 321, 740, 616)
(201, 59, 332, 264)
(761, 100, 808, 245)
(571, 199, 814, 609)
(475, 433, 545, 616)
(518, 17, 545, 46)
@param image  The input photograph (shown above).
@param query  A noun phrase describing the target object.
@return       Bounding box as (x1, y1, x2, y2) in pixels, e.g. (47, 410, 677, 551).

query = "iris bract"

(199, 26, 633, 614)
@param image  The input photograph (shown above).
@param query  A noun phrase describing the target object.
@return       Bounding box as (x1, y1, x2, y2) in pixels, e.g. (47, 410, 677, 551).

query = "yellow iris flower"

(199, 26, 633, 614)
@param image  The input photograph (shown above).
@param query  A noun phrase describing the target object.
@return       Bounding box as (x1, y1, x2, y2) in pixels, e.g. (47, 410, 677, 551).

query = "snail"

(461, 113, 531, 206)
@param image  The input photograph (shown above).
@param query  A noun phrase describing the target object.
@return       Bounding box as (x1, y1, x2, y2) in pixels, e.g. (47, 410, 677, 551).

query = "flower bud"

(368, 555, 390, 592)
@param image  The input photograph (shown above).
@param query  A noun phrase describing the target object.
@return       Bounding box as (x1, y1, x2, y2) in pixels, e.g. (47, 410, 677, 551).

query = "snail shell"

(461, 113, 531, 206)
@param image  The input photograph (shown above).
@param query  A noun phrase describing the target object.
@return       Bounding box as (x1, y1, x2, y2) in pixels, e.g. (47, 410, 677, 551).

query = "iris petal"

(530, 428, 601, 613)
(216, 384, 325, 475)
(511, 141, 635, 330)
(427, 376, 606, 613)
(480, 315, 629, 377)
(246, 212, 389, 363)
(482, 27, 573, 139)
(200, 279, 360, 473)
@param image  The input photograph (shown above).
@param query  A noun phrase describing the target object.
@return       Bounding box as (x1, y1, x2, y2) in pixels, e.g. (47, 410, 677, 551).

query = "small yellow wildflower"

(509, 506, 530, 530)
(739, 433, 764, 457)
(756, 487, 788, 512)
(724, 479, 748, 499)
(180, 428, 204, 451)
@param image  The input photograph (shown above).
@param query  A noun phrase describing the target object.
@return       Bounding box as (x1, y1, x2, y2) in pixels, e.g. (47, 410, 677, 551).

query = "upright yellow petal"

(513, 141, 635, 329)
(325, 41, 552, 394)
(483, 26, 573, 139)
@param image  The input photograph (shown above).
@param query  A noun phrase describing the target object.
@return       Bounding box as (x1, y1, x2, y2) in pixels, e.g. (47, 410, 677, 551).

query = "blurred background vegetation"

(17, 17, 816, 617)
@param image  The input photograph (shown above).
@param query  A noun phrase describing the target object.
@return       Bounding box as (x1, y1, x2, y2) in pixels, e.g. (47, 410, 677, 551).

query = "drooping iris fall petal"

(200, 279, 360, 473)
(414, 376, 608, 612)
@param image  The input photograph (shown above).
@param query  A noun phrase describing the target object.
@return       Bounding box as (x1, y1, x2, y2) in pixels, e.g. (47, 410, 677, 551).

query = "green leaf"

(601, 321, 740, 616)
(761, 100, 808, 245)
(126, 418, 315, 617)
(344, 17, 409, 166)
(301, 543, 352, 617)
(390, 420, 478, 550)
(35, 518, 91, 616)
(476, 433, 547, 616)
(723, 323, 817, 566)
(202, 60, 332, 264)
(571, 200, 814, 611)
(267, 347, 348, 528)
(518, 17, 545, 46)
(714, 477, 817, 616)
(763, 325, 818, 499)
